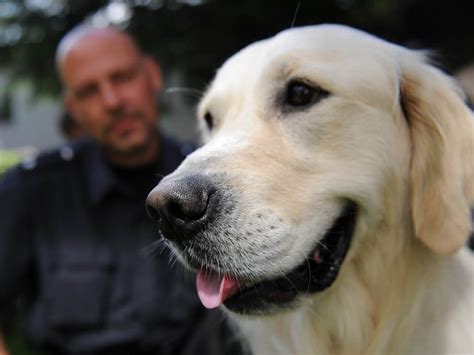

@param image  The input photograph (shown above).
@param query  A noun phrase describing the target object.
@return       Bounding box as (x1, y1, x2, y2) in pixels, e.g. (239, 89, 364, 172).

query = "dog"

(147, 25, 474, 355)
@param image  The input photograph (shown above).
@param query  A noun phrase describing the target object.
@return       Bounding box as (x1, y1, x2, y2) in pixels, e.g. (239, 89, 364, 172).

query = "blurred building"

(0, 71, 62, 151)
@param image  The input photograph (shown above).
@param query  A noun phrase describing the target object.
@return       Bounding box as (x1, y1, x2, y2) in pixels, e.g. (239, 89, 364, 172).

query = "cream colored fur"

(172, 25, 474, 354)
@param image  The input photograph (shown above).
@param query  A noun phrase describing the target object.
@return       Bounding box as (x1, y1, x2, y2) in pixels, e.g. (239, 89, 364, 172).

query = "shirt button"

(60, 146, 74, 161)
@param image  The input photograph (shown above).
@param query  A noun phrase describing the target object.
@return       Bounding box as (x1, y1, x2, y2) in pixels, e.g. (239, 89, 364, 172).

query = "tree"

(1, 0, 473, 99)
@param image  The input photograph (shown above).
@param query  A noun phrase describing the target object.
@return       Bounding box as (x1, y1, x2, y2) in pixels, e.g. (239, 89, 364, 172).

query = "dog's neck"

(232, 223, 457, 355)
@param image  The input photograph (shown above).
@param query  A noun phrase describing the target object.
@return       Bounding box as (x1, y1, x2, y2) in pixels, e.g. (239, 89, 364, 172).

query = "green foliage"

(6, 333, 43, 355)
(4, 318, 51, 355)
(0, 150, 21, 177)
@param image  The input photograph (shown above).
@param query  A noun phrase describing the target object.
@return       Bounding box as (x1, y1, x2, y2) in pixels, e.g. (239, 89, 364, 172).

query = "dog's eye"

(284, 81, 329, 108)
(203, 112, 214, 130)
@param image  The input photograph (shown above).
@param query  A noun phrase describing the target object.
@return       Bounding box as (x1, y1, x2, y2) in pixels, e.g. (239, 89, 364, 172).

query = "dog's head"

(147, 25, 474, 315)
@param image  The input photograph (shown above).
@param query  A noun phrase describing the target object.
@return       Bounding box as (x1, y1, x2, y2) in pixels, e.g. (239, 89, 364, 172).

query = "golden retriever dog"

(147, 25, 474, 355)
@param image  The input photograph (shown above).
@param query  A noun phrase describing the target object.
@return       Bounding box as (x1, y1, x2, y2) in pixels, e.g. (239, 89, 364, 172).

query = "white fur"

(168, 25, 474, 354)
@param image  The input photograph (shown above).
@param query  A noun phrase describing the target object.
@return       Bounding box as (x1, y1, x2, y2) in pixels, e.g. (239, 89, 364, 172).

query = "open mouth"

(196, 202, 358, 314)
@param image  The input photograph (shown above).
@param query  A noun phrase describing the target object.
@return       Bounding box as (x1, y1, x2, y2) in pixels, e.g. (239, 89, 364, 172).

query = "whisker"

(304, 257, 312, 294)
(290, 1, 301, 28)
(141, 237, 168, 258)
(280, 249, 311, 296)
(165, 86, 204, 98)
(280, 272, 299, 294)
(315, 239, 338, 260)
(168, 255, 179, 269)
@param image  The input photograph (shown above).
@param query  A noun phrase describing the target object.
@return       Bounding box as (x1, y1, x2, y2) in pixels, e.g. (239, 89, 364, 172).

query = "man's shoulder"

(161, 134, 197, 158)
(2, 139, 94, 184)
(159, 134, 197, 174)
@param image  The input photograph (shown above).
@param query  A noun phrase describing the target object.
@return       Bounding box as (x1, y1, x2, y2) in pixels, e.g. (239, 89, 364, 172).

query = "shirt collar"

(81, 134, 183, 204)
(82, 139, 118, 204)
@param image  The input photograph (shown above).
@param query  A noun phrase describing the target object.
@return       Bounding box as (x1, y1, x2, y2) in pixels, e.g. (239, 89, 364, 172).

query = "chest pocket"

(45, 245, 115, 328)
(32, 175, 118, 329)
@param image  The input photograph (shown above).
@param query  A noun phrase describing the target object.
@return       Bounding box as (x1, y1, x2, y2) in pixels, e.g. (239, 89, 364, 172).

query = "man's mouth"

(195, 202, 358, 315)
(111, 117, 141, 135)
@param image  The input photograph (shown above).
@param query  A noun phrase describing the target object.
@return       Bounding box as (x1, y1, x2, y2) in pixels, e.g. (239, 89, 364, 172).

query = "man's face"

(61, 31, 162, 157)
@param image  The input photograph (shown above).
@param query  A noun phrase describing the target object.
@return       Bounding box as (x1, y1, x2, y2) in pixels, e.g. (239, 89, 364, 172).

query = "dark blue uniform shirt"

(0, 136, 241, 354)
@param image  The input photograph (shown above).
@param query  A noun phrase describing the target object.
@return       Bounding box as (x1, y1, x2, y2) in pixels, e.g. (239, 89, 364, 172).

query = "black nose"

(146, 175, 214, 241)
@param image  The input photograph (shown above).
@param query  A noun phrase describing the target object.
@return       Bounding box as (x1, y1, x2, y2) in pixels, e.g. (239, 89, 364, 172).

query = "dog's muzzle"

(147, 175, 358, 315)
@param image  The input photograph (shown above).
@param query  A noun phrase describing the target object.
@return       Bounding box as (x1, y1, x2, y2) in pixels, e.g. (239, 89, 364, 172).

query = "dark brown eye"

(284, 81, 329, 108)
(204, 112, 214, 130)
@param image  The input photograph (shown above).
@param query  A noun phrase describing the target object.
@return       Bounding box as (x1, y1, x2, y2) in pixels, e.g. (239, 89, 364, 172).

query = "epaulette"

(20, 144, 77, 172)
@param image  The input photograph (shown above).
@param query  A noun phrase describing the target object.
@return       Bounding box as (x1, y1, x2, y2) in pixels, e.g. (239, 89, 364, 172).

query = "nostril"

(168, 200, 187, 221)
(168, 200, 195, 222)
(167, 191, 210, 223)
(146, 201, 161, 221)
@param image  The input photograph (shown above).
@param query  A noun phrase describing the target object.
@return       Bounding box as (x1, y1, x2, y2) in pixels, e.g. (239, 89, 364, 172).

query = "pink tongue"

(196, 269, 240, 309)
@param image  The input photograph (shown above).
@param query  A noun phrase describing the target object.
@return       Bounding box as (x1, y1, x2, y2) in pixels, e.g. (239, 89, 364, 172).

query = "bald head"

(56, 26, 142, 84)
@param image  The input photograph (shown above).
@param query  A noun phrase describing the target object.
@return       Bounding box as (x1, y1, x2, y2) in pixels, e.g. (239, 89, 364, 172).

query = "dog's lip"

(220, 201, 358, 314)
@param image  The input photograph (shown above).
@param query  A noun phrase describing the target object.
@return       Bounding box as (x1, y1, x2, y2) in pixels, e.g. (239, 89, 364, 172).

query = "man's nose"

(100, 82, 121, 110)
(146, 175, 216, 242)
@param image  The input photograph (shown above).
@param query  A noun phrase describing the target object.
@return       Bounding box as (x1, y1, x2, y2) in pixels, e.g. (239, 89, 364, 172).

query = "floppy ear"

(400, 55, 474, 254)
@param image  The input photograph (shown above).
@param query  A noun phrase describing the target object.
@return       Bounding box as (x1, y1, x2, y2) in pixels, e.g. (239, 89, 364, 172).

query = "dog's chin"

(197, 201, 358, 316)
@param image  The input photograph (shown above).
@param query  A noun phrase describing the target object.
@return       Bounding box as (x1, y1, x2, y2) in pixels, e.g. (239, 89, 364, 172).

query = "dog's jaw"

(221, 201, 357, 314)
(159, 182, 359, 315)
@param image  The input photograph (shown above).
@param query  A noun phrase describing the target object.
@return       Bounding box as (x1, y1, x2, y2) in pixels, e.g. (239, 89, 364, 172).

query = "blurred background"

(1, 0, 474, 171)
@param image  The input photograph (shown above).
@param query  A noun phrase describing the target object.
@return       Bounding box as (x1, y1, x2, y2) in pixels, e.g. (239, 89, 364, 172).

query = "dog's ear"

(400, 55, 474, 254)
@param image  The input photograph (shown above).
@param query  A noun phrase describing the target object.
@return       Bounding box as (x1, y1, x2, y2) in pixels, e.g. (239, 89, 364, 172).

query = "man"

(0, 25, 241, 355)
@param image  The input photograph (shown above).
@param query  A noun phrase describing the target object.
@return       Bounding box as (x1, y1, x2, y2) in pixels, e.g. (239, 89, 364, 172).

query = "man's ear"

(64, 93, 81, 125)
(143, 56, 163, 92)
(400, 54, 474, 254)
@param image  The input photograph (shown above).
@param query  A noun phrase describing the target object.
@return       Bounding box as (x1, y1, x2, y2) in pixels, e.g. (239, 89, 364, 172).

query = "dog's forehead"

(206, 39, 269, 96)
(200, 24, 404, 112)
(271, 24, 393, 53)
